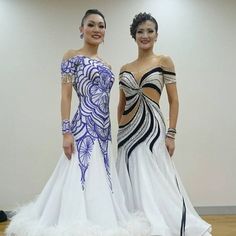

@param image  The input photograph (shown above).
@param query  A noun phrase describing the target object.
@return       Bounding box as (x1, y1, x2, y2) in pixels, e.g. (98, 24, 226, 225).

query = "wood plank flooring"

(203, 215, 236, 236)
(0, 215, 235, 235)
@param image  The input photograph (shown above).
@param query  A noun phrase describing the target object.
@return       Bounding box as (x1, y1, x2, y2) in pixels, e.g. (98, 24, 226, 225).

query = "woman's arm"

(117, 65, 127, 124)
(166, 84, 179, 130)
(60, 51, 75, 160)
(165, 83, 179, 157)
(162, 56, 179, 157)
(117, 89, 126, 124)
(61, 83, 72, 121)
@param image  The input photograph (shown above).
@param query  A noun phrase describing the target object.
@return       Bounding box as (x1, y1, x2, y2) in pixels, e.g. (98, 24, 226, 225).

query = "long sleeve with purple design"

(61, 55, 114, 190)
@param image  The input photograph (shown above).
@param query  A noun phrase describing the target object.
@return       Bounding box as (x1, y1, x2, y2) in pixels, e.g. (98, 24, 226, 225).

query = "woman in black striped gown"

(116, 12, 212, 236)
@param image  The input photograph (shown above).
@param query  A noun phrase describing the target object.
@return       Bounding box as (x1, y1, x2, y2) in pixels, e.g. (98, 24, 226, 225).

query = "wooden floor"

(0, 215, 236, 235)
(202, 215, 236, 236)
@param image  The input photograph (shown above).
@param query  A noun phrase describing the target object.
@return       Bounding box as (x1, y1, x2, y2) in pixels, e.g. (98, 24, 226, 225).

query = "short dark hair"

(130, 12, 158, 39)
(81, 9, 106, 28)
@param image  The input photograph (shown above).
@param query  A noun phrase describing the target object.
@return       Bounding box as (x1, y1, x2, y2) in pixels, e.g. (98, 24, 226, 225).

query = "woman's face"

(81, 14, 106, 45)
(135, 20, 157, 50)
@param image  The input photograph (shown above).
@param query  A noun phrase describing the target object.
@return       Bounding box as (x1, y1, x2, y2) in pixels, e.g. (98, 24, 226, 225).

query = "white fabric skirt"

(117, 109, 212, 236)
(6, 141, 151, 236)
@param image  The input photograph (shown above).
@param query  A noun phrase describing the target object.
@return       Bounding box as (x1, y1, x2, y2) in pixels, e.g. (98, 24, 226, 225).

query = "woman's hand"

(165, 137, 175, 157)
(63, 133, 74, 160)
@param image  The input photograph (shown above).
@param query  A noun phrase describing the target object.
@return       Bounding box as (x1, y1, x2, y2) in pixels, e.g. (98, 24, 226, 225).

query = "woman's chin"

(138, 45, 153, 50)
(87, 39, 103, 46)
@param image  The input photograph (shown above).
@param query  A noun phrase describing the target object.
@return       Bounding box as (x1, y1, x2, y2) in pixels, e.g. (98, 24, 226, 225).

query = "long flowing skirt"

(6, 141, 150, 236)
(117, 108, 212, 236)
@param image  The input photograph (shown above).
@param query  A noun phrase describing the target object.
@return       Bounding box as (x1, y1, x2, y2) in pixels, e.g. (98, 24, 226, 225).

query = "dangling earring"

(80, 33, 84, 39)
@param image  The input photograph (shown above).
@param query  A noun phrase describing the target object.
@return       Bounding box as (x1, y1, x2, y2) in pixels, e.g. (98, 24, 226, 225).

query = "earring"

(80, 33, 84, 39)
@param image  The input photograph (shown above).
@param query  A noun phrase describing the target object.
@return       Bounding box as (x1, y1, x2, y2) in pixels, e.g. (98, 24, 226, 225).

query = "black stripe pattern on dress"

(118, 67, 172, 171)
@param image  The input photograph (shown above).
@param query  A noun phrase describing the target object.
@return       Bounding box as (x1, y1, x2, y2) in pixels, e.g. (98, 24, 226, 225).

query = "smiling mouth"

(92, 35, 102, 39)
(140, 41, 150, 44)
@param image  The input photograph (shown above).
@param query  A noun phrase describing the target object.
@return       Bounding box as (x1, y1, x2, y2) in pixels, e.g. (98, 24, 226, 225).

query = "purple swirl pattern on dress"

(61, 56, 114, 190)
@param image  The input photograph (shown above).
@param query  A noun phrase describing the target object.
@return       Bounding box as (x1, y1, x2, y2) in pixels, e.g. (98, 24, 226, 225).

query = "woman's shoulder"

(120, 61, 136, 74)
(158, 54, 175, 71)
(97, 57, 112, 69)
(62, 49, 80, 61)
(120, 64, 128, 74)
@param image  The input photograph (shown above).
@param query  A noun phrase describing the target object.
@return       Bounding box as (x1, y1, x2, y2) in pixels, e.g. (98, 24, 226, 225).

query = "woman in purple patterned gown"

(6, 9, 150, 236)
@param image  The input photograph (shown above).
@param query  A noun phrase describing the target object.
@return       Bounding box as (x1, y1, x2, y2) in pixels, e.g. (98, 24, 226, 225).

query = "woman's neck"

(137, 48, 155, 61)
(79, 43, 99, 58)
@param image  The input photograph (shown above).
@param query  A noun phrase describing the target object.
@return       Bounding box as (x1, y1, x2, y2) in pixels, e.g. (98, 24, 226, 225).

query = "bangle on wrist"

(166, 133, 175, 140)
(62, 119, 71, 134)
(166, 134, 175, 139)
(167, 131, 176, 137)
(167, 128, 177, 134)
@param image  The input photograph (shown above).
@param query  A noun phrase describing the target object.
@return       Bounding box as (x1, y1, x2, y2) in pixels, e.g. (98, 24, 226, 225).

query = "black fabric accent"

(175, 176, 186, 236)
(118, 105, 146, 148)
(162, 69, 176, 76)
(120, 68, 175, 82)
(143, 83, 162, 95)
(119, 71, 133, 76)
(126, 94, 137, 101)
(123, 96, 139, 115)
(150, 120, 160, 152)
(139, 67, 163, 85)
(180, 198, 187, 236)
(119, 104, 140, 128)
(119, 81, 129, 88)
(127, 103, 154, 158)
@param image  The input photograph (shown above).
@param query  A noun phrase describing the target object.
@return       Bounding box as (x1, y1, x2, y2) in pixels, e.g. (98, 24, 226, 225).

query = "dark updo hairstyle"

(81, 9, 106, 28)
(130, 12, 158, 39)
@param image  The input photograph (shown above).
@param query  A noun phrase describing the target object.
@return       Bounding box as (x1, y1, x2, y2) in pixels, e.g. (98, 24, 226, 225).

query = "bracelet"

(166, 133, 175, 139)
(62, 119, 71, 134)
(167, 128, 177, 134)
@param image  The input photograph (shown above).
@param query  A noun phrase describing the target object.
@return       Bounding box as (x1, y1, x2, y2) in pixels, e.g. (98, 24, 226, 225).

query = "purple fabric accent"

(61, 56, 114, 190)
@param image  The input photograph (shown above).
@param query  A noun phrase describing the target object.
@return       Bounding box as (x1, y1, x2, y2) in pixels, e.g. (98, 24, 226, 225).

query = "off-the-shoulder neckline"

(63, 54, 110, 67)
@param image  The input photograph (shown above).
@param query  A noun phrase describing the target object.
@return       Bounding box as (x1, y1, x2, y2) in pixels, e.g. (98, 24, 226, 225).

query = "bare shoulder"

(98, 57, 112, 69)
(120, 63, 128, 73)
(159, 55, 175, 70)
(120, 61, 136, 73)
(62, 49, 79, 61)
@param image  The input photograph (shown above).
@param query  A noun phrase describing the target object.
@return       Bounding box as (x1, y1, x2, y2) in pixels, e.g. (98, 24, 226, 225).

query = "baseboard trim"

(195, 206, 236, 215)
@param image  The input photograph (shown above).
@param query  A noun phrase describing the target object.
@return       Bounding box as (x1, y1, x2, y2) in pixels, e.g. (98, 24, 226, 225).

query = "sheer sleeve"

(163, 69, 176, 84)
(61, 58, 77, 84)
(161, 56, 176, 84)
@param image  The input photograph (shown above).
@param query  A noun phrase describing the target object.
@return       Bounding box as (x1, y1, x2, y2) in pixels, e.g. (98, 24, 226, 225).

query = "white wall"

(0, 0, 235, 209)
